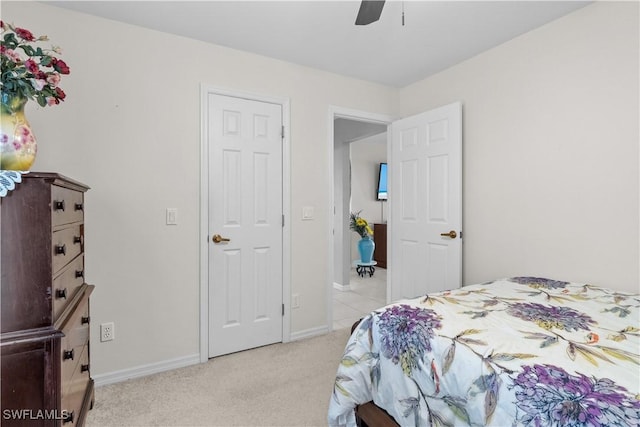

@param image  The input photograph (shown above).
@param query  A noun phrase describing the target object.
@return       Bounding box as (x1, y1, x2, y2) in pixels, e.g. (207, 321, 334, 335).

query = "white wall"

(398, 1, 639, 292)
(2, 1, 395, 376)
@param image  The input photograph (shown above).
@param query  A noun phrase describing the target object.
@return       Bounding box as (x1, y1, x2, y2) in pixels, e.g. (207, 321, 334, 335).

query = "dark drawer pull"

(73, 235, 82, 244)
(54, 200, 65, 211)
(56, 288, 67, 299)
(63, 349, 74, 361)
(81, 363, 90, 373)
(55, 244, 66, 255)
(75, 202, 84, 211)
(63, 411, 74, 424)
(81, 316, 90, 325)
(75, 270, 84, 279)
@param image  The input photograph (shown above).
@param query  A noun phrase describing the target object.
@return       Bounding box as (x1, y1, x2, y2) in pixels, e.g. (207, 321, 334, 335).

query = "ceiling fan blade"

(355, 0, 385, 25)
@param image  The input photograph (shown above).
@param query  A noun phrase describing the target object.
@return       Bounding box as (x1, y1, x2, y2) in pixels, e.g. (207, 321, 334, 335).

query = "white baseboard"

(92, 353, 200, 387)
(333, 281, 351, 292)
(290, 325, 329, 341)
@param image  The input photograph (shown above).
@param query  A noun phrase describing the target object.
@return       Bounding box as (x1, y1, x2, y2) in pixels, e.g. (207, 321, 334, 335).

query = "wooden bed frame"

(351, 320, 400, 427)
(355, 403, 399, 427)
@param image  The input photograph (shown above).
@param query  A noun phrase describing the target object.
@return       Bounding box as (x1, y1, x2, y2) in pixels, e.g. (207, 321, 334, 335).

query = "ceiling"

(46, 1, 590, 87)
(335, 118, 387, 143)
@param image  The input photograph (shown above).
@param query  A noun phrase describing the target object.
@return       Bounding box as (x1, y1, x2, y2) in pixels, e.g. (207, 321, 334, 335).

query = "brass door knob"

(440, 230, 457, 239)
(212, 234, 231, 243)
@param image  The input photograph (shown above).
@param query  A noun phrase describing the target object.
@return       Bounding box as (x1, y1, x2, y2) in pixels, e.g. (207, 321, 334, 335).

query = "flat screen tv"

(377, 162, 388, 201)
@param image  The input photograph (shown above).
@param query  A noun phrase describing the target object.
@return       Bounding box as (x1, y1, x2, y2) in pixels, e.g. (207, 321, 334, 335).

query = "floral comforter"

(328, 277, 640, 426)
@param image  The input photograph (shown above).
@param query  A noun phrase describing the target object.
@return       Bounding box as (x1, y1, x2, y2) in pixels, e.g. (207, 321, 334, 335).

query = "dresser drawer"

(52, 225, 84, 274)
(51, 185, 85, 227)
(62, 343, 89, 398)
(53, 256, 85, 321)
(61, 342, 89, 397)
(60, 299, 90, 388)
(61, 362, 90, 427)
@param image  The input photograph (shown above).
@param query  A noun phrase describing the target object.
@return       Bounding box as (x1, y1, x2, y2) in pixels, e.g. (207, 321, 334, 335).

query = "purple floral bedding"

(328, 277, 640, 426)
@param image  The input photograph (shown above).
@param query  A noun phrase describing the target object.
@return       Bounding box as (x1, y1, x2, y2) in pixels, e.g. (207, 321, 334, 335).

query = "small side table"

(354, 260, 377, 278)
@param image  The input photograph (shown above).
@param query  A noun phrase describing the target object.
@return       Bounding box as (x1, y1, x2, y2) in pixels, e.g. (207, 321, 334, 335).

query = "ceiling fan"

(355, 0, 386, 25)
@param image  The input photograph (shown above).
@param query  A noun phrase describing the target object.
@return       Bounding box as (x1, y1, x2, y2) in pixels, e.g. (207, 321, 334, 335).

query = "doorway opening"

(328, 107, 391, 331)
(328, 102, 463, 330)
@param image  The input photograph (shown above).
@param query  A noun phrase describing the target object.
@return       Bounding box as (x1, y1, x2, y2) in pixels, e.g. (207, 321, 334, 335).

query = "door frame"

(200, 84, 291, 363)
(327, 106, 392, 330)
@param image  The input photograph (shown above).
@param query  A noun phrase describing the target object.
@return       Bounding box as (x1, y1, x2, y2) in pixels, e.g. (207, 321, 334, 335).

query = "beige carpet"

(86, 328, 351, 427)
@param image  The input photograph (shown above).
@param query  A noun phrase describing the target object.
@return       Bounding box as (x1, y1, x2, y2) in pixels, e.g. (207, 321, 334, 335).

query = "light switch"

(166, 208, 178, 225)
(302, 206, 314, 220)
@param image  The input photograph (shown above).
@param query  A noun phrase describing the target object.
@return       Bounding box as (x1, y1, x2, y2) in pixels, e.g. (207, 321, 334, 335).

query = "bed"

(328, 277, 640, 426)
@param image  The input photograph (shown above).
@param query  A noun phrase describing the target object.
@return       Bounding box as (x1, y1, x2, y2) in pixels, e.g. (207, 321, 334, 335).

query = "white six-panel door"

(208, 94, 283, 357)
(389, 102, 462, 301)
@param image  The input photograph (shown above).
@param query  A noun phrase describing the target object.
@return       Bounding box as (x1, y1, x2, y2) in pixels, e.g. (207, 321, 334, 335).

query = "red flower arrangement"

(1, 21, 70, 109)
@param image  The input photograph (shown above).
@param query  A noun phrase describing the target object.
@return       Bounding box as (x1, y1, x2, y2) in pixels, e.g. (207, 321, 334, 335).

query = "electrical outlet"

(292, 294, 300, 309)
(100, 322, 115, 342)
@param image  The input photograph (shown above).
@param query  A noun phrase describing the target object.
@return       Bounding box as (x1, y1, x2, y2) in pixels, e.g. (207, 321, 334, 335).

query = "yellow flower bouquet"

(349, 211, 373, 238)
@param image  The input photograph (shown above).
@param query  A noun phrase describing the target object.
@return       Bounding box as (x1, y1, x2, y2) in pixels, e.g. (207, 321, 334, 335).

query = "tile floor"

(333, 267, 387, 330)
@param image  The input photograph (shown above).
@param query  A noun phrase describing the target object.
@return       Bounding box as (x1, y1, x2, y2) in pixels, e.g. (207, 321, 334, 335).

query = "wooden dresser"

(1, 173, 94, 426)
(373, 223, 387, 268)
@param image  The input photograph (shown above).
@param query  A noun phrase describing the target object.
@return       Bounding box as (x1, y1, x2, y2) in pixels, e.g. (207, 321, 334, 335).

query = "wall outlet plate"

(100, 322, 115, 342)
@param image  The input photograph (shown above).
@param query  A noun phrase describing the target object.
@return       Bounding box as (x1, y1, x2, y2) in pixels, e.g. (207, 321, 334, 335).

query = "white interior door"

(389, 102, 462, 301)
(208, 93, 283, 358)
